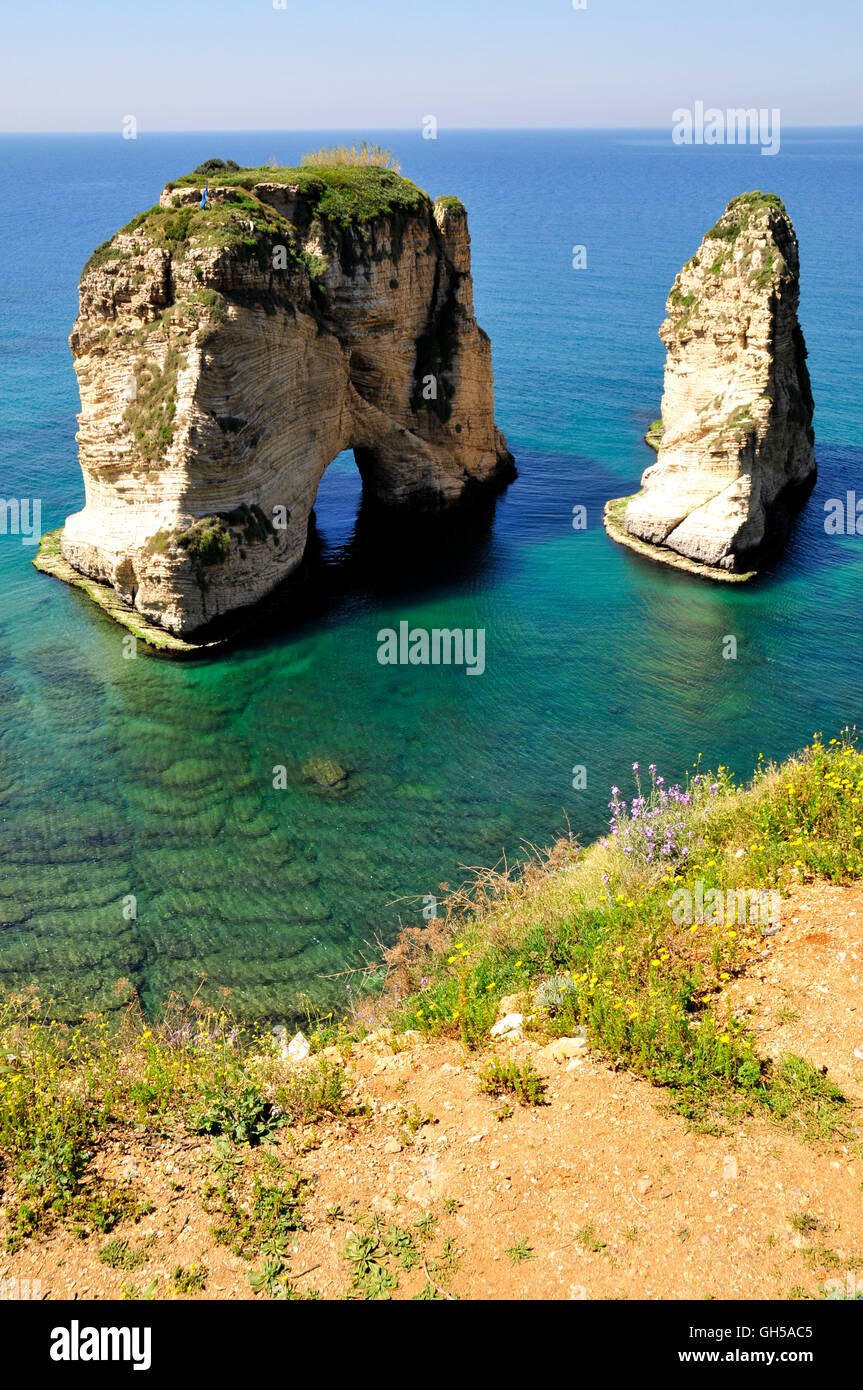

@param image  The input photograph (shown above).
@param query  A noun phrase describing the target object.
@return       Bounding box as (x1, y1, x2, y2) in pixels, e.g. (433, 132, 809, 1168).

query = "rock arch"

(61, 173, 514, 638)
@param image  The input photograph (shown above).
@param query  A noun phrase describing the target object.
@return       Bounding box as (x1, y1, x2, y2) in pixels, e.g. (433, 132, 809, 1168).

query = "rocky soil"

(4, 879, 861, 1303)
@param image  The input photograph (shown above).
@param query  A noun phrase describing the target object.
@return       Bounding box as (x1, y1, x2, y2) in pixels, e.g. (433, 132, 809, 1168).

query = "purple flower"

(632, 762, 639, 772)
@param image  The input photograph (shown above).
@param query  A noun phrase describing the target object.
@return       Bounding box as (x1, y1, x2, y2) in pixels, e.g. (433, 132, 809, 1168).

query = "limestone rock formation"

(62, 166, 514, 637)
(620, 192, 815, 574)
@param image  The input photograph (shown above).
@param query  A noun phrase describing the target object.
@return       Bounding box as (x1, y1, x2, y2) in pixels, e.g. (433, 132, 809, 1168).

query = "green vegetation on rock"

(706, 191, 787, 245)
(645, 419, 663, 451)
(117, 190, 298, 263)
(166, 162, 430, 228)
(124, 344, 185, 461)
(177, 517, 232, 567)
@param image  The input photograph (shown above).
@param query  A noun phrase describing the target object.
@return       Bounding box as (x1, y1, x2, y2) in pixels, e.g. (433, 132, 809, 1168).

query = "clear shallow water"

(1, 129, 862, 1020)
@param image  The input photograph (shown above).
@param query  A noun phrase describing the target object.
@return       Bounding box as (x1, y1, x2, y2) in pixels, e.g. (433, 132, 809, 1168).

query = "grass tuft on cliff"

(299, 142, 401, 172)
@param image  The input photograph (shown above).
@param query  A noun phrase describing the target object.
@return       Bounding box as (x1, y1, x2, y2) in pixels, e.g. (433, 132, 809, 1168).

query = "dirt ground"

(3, 879, 862, 1302)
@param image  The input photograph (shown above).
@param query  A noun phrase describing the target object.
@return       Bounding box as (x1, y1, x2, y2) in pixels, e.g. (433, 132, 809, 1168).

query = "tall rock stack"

(616, 192, 815, 575)
(61, 166, 514, 638)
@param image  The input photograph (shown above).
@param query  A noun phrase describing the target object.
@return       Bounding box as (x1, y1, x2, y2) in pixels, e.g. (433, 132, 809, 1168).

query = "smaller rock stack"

(608, 192, 815, 577)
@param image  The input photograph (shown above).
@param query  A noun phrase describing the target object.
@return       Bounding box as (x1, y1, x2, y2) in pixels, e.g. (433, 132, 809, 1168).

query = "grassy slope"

(2, 735, 861, 1276)
(83, 165, 434, 278)
(168, 164, 431, 225)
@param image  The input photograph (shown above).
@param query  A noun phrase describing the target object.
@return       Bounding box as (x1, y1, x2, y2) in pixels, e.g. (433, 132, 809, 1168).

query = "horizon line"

(2, 122, 863, 137)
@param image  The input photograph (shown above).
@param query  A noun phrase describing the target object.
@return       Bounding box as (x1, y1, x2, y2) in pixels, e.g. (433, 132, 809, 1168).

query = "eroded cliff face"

(623, 193, 815, 572)
(63, 168, 514, 636)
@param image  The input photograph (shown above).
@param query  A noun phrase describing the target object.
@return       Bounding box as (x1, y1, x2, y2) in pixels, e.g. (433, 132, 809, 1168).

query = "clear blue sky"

(1, 0, 860, 132)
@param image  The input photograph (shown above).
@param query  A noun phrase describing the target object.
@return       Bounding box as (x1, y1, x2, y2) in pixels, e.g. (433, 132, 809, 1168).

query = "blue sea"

(1, 128, 862, 1020)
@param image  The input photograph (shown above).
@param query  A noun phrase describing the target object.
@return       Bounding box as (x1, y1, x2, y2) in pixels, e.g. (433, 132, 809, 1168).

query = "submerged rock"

(301, 756, 351, 791)
(60, 164, 514, 639)
(617, 192, 815, 575)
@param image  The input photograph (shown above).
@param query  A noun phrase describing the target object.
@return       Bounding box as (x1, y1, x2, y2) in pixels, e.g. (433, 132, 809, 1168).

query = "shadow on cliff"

(753, 441, 863, 588)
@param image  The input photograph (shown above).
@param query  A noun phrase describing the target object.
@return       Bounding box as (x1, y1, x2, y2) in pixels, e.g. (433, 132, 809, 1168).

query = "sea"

(1, 127, 862, 1020)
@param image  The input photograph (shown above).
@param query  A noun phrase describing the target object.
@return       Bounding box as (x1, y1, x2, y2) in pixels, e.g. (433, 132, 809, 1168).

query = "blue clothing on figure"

(201, 182, 208, 209)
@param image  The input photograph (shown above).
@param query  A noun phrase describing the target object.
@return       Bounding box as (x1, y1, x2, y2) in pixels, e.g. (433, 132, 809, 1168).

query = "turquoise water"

(2, 129, 863, 1021)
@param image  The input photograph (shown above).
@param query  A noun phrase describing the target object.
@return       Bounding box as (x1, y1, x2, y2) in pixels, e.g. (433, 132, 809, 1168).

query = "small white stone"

(285, 1030, 310, 1063)
(490, 1012, 523, 1038)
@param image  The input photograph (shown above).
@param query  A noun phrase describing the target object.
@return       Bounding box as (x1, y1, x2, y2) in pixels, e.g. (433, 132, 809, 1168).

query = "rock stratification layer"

(62, 166, 514, 636)
(621, 192, 815, 573)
